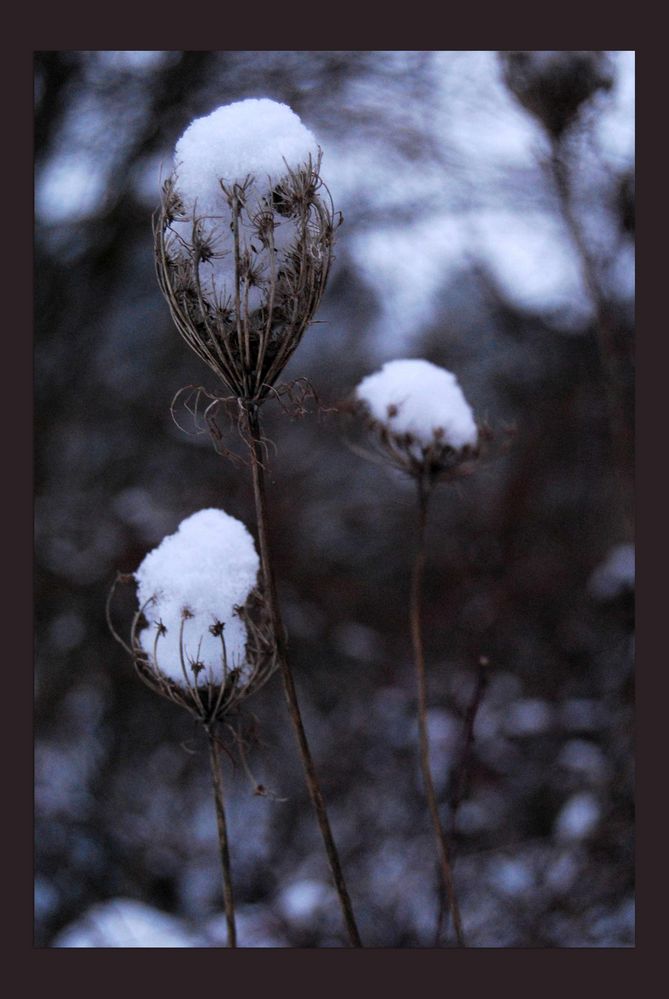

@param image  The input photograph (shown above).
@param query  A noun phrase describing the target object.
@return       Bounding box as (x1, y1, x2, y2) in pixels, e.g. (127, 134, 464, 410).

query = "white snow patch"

(36, 154, 108, 225)
(174, 98, 319, 215)
(588, 542, 635, 600)
(134, 508, 259, 686)
(555, 792, 601, 841)
(169, 99, 320, 311)
(355, 358, 478, 450)
(278, 879, 330, 924)
(52, 898, 198, 948)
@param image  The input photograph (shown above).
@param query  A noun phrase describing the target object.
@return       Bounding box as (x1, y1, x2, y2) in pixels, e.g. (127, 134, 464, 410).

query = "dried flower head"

(501, 51, 613, 139)
(154, 99, 338, 402)
(351, 359, 482, 485)
(108, 509, 278, 723)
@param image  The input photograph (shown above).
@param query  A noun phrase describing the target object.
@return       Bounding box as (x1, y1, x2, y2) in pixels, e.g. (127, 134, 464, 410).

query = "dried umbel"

(108, 509, 278, 725)
(501, 51, 613, 139)
(154, 99, 338, 403)
(350, 359, 483, 487)
(127, 585, 278, 725)
(107, 507, 278, 949)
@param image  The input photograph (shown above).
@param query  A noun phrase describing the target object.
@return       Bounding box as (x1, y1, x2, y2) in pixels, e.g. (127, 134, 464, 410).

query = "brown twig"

(206, 723, 237, 947)
(411, 477, 466, 947)
(549, 142, 633, 537)
(243, 402, 362, 948)
(448, 655, 489, 833)
(434, 653, 488, 946)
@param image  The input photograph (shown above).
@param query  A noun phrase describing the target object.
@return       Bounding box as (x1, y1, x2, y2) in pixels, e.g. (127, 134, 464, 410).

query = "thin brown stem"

(206, 724, 237, 948)
(410, 478, 466, 947)
(448, 655, 489, 837)
(550, 143, 633, 537)
(434, 654, 488, 945)
(243, 403, 362, 948)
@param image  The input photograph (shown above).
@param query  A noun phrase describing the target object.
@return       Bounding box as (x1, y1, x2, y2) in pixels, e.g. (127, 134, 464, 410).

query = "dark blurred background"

(34, 50, 634, 948)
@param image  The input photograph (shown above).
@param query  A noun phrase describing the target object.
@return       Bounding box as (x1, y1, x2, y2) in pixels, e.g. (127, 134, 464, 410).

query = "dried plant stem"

(206, 724, 237, 948)
(411, 479, 466, 947)
(434, 654, 488, 945)
(448, 656, 489, 835)
(550, 144, 633, 535)
(243, 404, 362, 948)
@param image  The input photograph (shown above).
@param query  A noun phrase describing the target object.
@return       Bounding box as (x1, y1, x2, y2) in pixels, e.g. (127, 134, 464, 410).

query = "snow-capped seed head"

(356, 359, 478, 450)
(155, 99, 337, 401)
(174, 99, 319, 217)
(352, 359, 479, 482)
(107, 510, 278, 724)
(134, 509, 259, 690)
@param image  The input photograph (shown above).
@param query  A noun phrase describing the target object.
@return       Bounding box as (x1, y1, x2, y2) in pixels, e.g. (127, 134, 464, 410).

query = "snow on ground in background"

(555, 792, 601, 841)
(278, 879, 331, 924)
(52, 898, 199, 947)
(588, 542, 635, 600)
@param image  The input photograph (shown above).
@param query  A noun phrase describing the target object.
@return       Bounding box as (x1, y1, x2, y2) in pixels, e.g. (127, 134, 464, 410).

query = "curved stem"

(244, 404, 362, 948)
(410, 478, 466, 947)
(206, 725, 237, 948)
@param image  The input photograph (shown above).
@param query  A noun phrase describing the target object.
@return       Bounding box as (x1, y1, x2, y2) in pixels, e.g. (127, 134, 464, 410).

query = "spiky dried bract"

(353, 359, 481, 483)
(126, 509, 278, 724)
(154, 101, 337, 402)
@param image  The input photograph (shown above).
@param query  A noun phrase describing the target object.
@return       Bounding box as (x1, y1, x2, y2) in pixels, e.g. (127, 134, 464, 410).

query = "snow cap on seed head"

(356, 359, 478, 452)
(173, 98, 319, 217)
(134, 508, 259, 687)
(352, 359, 480, 482)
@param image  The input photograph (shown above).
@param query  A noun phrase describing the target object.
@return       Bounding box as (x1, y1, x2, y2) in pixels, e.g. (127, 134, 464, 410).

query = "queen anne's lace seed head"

(353, 359, 481, 483)
(121, 509, 278, 723)
(135, 509, 258, 685)
(155, 99, 338, 402)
